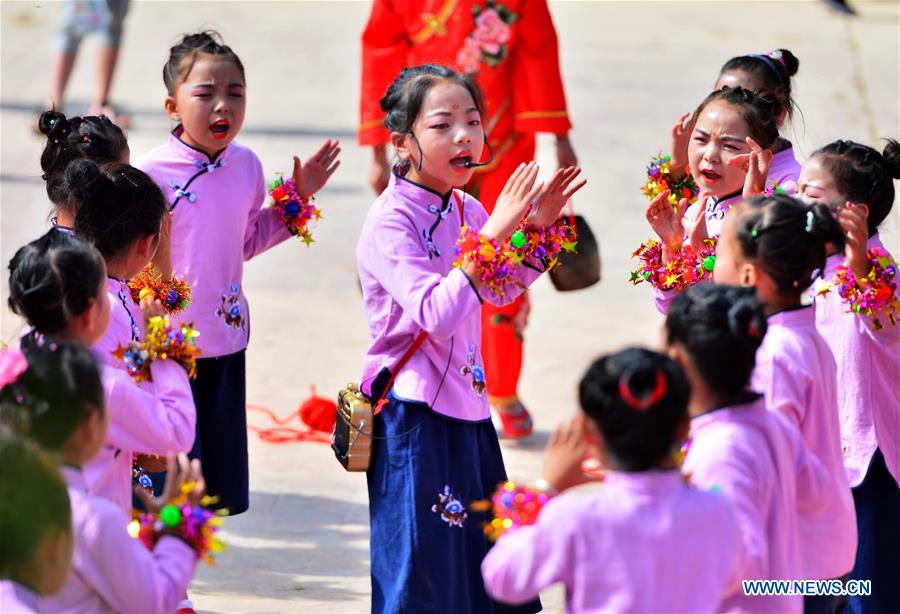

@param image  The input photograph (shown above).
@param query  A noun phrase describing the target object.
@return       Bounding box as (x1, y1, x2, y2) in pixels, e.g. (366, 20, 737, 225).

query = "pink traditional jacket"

(357, 173, 542, 421)
(482, 471, 746, 612)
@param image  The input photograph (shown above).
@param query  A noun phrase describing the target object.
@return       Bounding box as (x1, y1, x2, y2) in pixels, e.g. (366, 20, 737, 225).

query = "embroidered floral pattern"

(459, 344, 486, 396)
(431, 485, 467, 527)
(215, 282, 245, 330)
(455, 0, 517, 75)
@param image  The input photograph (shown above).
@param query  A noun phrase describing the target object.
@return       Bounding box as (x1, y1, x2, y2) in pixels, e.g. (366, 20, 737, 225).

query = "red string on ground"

(246, 387, 336, 444)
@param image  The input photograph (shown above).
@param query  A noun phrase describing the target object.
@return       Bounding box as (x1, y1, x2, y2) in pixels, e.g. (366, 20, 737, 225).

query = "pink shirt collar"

(166, 127, 231, 170)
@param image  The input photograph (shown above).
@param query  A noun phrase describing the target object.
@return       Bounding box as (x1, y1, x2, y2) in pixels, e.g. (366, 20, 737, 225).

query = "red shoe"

(493, 399, 534, 439)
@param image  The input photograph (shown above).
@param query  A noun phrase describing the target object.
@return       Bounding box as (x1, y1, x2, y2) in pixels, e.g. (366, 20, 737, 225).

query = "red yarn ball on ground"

(299, 393, 337, 433)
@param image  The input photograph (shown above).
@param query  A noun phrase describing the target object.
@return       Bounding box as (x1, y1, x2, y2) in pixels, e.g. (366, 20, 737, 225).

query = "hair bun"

(882, 138, 900, 180)
(726, 292, 767, 350)
(38, 110, 68, 141)
(777, 49, 800, 77)
(64, 158, 112, 219)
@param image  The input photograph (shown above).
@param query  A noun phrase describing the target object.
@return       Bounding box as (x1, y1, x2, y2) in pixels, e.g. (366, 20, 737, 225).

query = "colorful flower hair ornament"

(629, 237, 718, 291)
(471, 481, 551, 541)
(0, 348, 28, 390)
(509, 217, 577, 270)
(619, 369, 667, 410)
(642, 153, 700, 209)
(454, 226, 519, 296)
(819, 247, 899, 330)
(127, 481, 226, 564)
(114, 316, 201, 383)
(268, 175, 321, 246)
(128, 264, 192, 315)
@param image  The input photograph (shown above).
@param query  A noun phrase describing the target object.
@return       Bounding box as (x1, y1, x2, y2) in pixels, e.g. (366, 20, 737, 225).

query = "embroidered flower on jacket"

(432, 485, 467, 527)
(215, 282, 245, 330)
(455, 0, 518, 76)
(459, 344, 486, 396)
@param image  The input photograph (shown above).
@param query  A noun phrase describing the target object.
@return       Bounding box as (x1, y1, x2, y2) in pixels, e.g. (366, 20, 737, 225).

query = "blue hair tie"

(805, 210, 815, 233)
(749, 54, 784, 84)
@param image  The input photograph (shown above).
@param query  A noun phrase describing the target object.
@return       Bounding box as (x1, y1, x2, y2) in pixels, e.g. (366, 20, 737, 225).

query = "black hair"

(0, 336, 104, 452)
(0, 426, 72, 577)
(578, 347, 690, 472)
(380, 64, 484, 134)
(67, 159, 166, 261)
(8, 229, 106, 336)
(163, 30, 246, 95)
(692, 86, 781, 150)
(719, 49, 800, 119)
(666, 284, 768, 398)
(38, 110, 129, 207)
(814, 139, 900, 235)
(734, 194, 845, 295)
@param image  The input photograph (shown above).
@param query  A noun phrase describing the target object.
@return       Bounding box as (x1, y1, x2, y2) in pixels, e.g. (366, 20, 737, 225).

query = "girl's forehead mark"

(451, 103, 460, 110)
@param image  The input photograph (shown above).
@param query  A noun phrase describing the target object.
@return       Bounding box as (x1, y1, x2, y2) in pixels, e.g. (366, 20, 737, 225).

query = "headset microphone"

(463, 137, 494, 168)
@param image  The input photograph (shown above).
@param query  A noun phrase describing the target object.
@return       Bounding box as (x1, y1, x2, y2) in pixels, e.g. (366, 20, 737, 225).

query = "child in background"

(796, 139, 900, 614)
(46, 0, 131, 125)
(669, 50, 803, 193)
(714, 194, 857, 610)
(482, 348, 745, 612)
(7, 229, 195, 513)
(667, 284, 832, 613)
(136, 31, 341, 515)
(0, 424, 73, 614)
(0, 337, 206, 613)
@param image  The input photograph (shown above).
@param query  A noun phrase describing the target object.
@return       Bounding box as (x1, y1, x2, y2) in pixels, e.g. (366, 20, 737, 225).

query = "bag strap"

(563, 198, 576, 230)
(373, 191, 465, 415)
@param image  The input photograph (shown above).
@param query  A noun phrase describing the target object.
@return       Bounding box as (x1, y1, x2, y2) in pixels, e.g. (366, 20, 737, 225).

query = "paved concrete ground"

(2, 1, 898, 612)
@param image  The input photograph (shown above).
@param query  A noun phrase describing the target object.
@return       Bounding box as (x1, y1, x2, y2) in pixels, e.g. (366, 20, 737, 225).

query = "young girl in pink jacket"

(0, 428, 73, 614)
(8, 229, 195, 514)
(714, 194, 857, 611)
(796, 139, 900, 614)
(668, 283, 832, 612)
(136, 31, 341, 515)
(482, 347, 746, 612)
(667, 49, 804, 196)
(0, 338, 206, 613)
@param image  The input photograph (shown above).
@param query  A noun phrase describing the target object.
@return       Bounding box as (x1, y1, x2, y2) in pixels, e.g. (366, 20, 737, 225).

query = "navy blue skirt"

(188, 349, 248, 515)
(367, 391, 541, 614)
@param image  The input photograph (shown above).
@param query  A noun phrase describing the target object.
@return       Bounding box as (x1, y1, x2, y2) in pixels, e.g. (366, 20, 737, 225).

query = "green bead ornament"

(511, 231, 527, 249)
(643, 271, 652, 281)
(702, 255, 716, 272)
(160, 504, 182, 528)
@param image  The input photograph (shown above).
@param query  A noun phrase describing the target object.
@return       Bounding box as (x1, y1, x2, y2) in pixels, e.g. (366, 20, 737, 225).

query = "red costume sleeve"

(359, 0, 410, 146)
(510, 0, 572, 135)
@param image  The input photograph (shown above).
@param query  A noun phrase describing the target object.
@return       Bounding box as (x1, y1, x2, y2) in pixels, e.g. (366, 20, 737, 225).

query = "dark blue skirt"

(367, 391, 541, 614)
